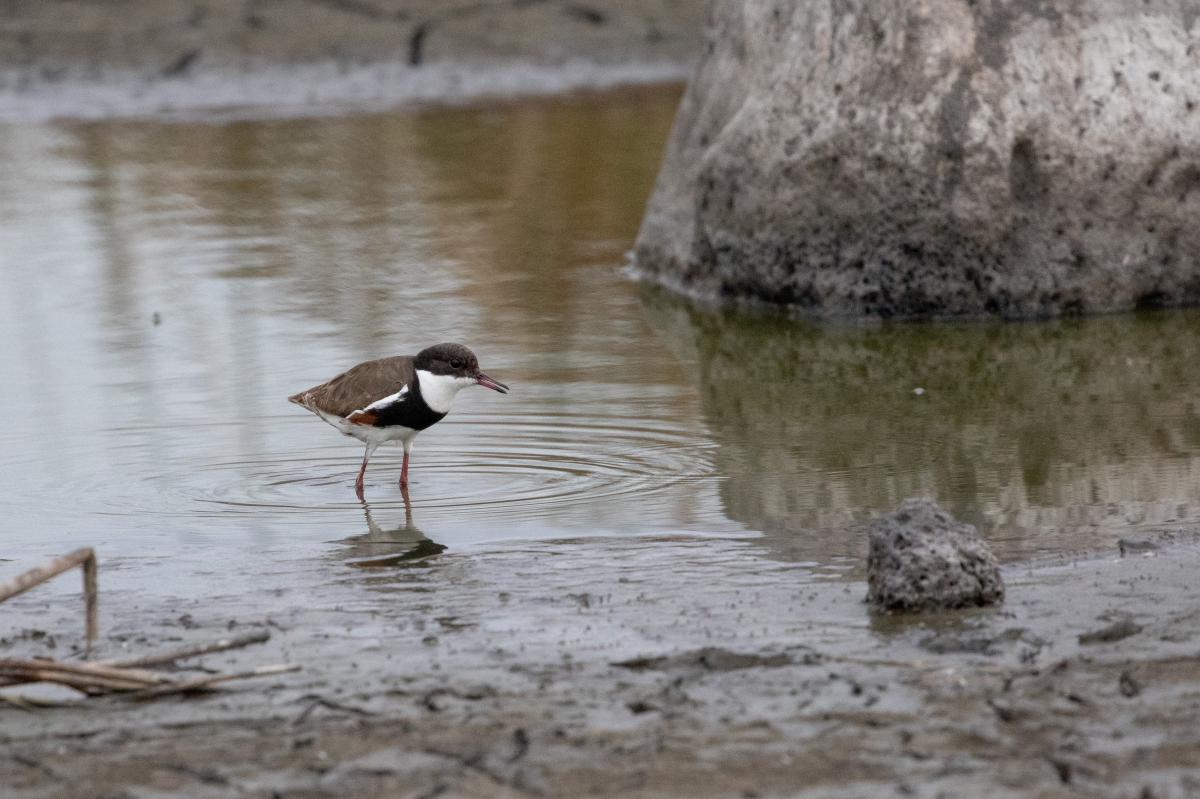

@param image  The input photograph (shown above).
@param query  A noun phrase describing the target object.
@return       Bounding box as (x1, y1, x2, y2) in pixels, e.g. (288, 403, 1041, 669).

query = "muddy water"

(2, 83, 1200, 610)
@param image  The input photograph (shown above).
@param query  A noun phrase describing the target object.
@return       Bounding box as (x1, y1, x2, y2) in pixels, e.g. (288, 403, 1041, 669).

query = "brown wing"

(288, 355, 415, 419)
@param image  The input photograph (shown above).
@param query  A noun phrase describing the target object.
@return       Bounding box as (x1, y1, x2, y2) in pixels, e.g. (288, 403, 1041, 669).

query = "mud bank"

(0, 0, 703, 119)
(0, 60, 691, 121)
(3, 533, 1199, 798)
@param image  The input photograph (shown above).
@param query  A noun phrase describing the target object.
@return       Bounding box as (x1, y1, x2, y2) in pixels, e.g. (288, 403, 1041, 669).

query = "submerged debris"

(867, 499, 1004, 612)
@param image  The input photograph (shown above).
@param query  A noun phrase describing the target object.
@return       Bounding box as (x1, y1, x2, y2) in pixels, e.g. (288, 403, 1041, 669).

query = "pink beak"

(475, 372, 509, 393)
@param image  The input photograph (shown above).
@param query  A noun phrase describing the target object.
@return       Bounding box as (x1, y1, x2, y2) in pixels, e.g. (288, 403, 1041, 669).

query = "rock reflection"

(336, 495, 446, 569)
(643, 291, 1200, 562)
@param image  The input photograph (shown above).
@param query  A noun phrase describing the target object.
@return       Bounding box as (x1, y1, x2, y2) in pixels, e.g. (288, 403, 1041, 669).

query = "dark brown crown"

(414, 343, 479, 377)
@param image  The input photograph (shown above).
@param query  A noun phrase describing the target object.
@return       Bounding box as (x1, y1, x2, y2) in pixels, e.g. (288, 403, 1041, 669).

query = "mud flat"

(0, 0, 703, 120)
(3, 532, 1199, 798)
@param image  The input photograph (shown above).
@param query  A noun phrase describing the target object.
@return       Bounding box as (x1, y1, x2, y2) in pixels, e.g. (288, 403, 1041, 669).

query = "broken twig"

(0, 630, 295, 703)
(0, 549, 98, 654)
(100, 630, 271, 668)
(126, 663, 301, 699)
(0, 658, 171, 688)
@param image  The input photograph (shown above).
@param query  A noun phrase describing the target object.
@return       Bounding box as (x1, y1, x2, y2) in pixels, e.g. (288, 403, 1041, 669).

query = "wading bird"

(289, 343, 508, 498)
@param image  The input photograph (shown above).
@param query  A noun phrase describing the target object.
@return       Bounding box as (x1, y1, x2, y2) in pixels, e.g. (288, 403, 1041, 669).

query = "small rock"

(1048, 757, 1073, 784)
(919, 633, 998, 655)
(563, 5, 606, 25)
(162, 48, 200, 77)
(612, 647, 792, 672)
(1079, 618, 1142, 645)
(867, 499, 1004, 612)
(1118, 670, 1142, 697)
(1118, 539, 1159, 556)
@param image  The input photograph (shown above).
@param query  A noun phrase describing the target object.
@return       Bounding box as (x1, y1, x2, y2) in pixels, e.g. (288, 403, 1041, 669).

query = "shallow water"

(3, 83, 1200, 603)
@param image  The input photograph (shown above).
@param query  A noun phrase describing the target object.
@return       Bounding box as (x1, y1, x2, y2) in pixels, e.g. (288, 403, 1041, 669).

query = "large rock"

(868, 499, 1004, 612)
(634, 2, 1200, 319)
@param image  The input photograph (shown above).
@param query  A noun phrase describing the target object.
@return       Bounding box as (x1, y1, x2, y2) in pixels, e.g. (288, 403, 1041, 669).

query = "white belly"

(315, 409, 417, 447)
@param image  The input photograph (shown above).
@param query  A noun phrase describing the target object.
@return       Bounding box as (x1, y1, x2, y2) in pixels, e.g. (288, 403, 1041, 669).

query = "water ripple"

(173, 410, 720, 523)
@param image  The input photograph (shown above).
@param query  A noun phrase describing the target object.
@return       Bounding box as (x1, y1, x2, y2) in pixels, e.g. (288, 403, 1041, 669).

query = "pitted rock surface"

(634, 1, 1200, 319)
(868, 498, 1004, 611)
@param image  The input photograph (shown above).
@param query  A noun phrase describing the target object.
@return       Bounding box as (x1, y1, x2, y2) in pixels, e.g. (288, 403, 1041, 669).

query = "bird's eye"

(450, 358, 464, 369)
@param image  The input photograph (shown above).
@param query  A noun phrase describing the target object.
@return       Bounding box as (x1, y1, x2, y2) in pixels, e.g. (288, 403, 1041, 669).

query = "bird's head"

(415, 343, 508, 394)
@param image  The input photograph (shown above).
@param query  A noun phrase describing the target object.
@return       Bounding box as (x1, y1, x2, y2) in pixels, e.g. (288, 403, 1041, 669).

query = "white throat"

(415, 369, 473, 414)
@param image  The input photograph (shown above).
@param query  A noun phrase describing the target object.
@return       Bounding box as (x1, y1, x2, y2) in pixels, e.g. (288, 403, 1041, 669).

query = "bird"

(289, 343, 508, 499)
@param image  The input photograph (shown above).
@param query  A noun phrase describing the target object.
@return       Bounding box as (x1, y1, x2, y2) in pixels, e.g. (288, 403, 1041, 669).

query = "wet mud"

(3, 534, 1200, 798)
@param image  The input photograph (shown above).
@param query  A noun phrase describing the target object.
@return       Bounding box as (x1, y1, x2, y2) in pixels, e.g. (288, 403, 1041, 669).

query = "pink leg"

(355, 445, 373, 500)
(399, 449, 410, 488)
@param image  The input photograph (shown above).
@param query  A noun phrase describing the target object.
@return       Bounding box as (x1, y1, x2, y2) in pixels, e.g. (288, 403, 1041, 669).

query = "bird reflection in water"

(337, 488, 447, 569)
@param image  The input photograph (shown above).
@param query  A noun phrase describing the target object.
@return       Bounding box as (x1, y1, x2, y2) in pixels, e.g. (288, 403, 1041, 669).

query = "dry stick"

(0, 660, 298, 696)
(82, 552, 98, 655)
(99, 630, 271, 669)
(294, 694, 378, 724)
(0, 659, 297, 692)
(0, 658, 171, 686)
(0, 548, 98, 654)
(0, 549, 95, 602)
(126, 663, 301, 699)
(0, 666, 151, 693)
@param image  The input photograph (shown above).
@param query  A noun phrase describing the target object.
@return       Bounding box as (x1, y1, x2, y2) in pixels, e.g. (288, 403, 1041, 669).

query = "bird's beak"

(474, 372, 509, 393)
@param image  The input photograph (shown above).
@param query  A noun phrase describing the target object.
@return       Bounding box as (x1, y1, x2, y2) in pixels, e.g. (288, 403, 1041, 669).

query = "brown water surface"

(2, 84, 1200, 604)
